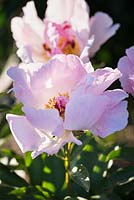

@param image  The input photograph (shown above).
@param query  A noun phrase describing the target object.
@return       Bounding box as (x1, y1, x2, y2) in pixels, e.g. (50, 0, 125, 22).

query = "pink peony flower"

(6, 55, 128, 158)
(11, 0, 119, 63)
(118, 46, 134, 96)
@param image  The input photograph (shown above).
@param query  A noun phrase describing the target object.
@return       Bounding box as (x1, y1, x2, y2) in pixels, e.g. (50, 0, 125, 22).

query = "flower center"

(43, 22, 81, 58)
(58, 37, 80, 56)
(45, 93, 69, 119)
(57, 22, 80, 56)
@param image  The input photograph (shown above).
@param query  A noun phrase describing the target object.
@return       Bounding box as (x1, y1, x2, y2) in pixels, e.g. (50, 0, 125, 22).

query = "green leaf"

(24, 151, 32, 167)
(0, 104, 11, 112)
(71, 133, 92, 168)
(0, 163, 28, 187)
(0, 114, 10, 138)
(70, 164, 90, 192)
(0, 186, 16, 200)
(9, 103, 24, 115)
(0, 148, 25, 168)
(115, 179, 134, 196)
(105, 166, 134, 190)
(118, 147, 134, 162)
(106, 146, 134, 162)
(106, 147, 121, 161)
(27, 154, 65, 196)
(27, 155, 45, 185)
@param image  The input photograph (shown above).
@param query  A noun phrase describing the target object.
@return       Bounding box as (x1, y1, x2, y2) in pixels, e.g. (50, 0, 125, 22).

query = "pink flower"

(118, 46, 134, 96)
(11, 0, 119, 62)
(6, 55, 128, 157)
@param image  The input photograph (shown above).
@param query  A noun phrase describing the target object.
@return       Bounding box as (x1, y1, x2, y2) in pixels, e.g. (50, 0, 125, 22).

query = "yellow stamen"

(58, 37, 81, 56)
(45, 93, 69, 119)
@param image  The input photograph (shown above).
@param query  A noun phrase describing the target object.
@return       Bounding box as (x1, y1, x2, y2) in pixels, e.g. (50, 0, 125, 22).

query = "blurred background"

(0, 0, 134, 199)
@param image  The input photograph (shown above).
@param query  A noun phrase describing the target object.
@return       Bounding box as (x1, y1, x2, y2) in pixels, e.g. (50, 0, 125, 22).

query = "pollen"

(58, 37, 81, 56)
(45, 93, 69, 119)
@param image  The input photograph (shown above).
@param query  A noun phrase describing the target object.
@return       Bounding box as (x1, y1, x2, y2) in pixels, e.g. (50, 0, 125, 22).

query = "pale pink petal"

(80, 37, 94, 64)
(118, 56, 133, 75)
(32, 130, 81, 158)
(90, 101, 128, 138)
(46, 0, 75, 23)
(71, 67, 121, 97)
(11, 17, 43, 49)
(65, 89, 128, 137)
(11, 1, 45, 62)
(7, 64, 43, 107)
(126, 46, 134, 63)
(7, 66, 32, 104)
(23, 106, 63, 132)
(84, 61, 94, 73)
(89, 12, 120, 57)
(64, 94, 109, 130)
(6, 114, 42, 153)
(17, 46, 33, 63)
(11, 17, 45, 62)
(11, 1, 44, 44)
(118, 46, 134, 95)
(46, 0, 89, 29)
(89, 67, 121, 94)
(30, 54, 87, 106)
(22, 1, 44, 38)
(104, 89, 128, 105)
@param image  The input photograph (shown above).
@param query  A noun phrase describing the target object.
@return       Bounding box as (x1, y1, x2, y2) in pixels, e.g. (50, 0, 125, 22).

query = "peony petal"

(126, 46, 134, 63)
(104, 89, 128, 105)
(89, 89, 128, 138)
(11, 17, 43, 48)
(32, 130, 81, 158)
(22, 1, 44, 38)
(6, 114, 42, 153)
(7, 64, 43, 107)
(80, 37, 94, 64)
(17, 46, 33, 63)
(90, 101, 128, 138)
(46, 0, 76, 23)
(89, 67, 121, 94)
(118, 46, 134, 95)
(23, 106, 63, 132)
(11, 1, 45, 62)
(46, 0, 89, 30)
(71, 67, 121, 97)
(118, 56, 133, 75)
(64, 94, 109, 130)
(89, 12, 120, 57)
(30, 54, 87, 106)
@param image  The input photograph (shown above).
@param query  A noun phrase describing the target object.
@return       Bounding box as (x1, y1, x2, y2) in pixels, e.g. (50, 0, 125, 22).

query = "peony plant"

(0, 0, 132, 198)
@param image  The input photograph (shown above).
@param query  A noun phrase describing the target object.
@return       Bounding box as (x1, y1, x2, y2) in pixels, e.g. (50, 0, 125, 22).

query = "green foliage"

(0, 126, 133, 199)
(0, 163, 28, 187)
(70, 164, 90, 192)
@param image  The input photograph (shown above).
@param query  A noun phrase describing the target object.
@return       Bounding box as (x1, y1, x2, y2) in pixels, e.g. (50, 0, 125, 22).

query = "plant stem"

(65, 142, 71, 193)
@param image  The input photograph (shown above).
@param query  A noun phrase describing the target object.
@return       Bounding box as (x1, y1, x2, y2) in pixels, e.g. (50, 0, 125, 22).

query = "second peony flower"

(11, 0, 120, 63)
